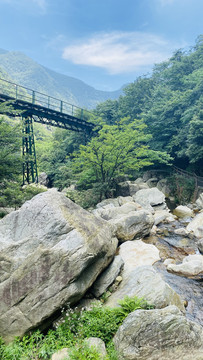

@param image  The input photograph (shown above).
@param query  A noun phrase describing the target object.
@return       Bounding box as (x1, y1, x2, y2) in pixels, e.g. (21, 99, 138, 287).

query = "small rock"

(167, 254, 203, 277)
(51, 348, 70, 360)
(173, 205, 193, 218)
(197, 238, 203, 254)
(163, 258, 176, 266)
(174, 227, 189, 236)
(84, 337, 107, 359)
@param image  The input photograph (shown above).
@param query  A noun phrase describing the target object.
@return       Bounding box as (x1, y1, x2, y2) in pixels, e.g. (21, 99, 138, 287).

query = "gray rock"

(93, 202, 141, 221)
(196, 193, 203, 210)
(91, 255, 124, 298)
(186, 212, 203, 238)
(0, 189, 118, 343)
(110, 210, 154, 241)
(146, 177, 158, 188)
(38, 172, 49, 187)
(167, 254, 203, 277)
(133, 188, 165, 212)
(84, 337, 107, 358)
(119, 240, 160, 274)
(114, 305, 203, 360)
(96, 198, 120, 208)
(173, 205, 194, 218)
(117, 181, 140, 196)
(157, 178, 171, 197)
(106, 265, 185, 312)
(197, 238, 203, 254)
(51, 348, 70, 360)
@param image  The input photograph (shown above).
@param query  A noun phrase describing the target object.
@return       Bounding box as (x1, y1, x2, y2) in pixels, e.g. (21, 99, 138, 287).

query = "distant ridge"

(0, 49, 123, 109)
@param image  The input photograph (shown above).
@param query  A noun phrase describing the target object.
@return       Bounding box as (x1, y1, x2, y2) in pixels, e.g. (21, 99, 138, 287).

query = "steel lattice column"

(22, 115, 38, 184)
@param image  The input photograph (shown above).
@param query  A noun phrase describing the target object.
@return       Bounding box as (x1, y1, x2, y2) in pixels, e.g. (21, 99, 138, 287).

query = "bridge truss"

(0, 78, 95, 184)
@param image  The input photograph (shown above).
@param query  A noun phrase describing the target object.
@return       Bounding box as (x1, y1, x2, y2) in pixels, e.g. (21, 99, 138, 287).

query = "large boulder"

(133, 188, 165, 212)
(93, 202, 154, 242)
(106, 265, 185, 311)
(119, 240, 160, 274)
(186, 212, 203, 238)
(0, 189, 118, 343)
(109, 210, 154, 241)
(91, 255, 124, 298)
(114, 305, 203, 360)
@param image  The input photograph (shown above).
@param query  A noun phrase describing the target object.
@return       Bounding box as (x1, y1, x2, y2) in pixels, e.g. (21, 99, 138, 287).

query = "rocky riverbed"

(0, 178, 203, 359)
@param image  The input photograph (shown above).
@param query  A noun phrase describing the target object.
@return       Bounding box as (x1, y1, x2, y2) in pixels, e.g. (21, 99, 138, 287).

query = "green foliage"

(0, 181, 46, 210)
(68, 342, 107, 360)
(0, 296, 153, 360)
(72, 118, 171, 199)
(0, 116, 21, 182)
(66, 188, 101, 209)
(167, 174, 195, 204)
(95, 37, 203, 174)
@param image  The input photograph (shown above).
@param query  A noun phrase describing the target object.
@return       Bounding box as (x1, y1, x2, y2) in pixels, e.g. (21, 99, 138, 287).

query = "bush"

(167, 174, 195, 204)
(0, 296, 153, 360)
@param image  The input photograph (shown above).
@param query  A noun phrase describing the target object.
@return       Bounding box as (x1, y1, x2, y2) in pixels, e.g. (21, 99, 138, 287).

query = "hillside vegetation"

(0, 36, 202, 209)
(0, 49, 122, 109)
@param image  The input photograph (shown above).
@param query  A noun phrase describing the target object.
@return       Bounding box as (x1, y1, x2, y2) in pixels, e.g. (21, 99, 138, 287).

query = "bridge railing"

(0, 77, 93, 122)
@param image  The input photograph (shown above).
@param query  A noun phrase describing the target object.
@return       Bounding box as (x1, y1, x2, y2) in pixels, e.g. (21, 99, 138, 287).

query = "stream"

(143, 219, 203, 326)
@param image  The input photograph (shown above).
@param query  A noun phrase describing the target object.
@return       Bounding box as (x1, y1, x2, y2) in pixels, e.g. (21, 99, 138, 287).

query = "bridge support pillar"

(22, 115, 38, 185)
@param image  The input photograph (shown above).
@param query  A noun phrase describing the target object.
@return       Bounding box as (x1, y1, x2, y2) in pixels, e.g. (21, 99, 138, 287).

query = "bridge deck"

(0, 78, 95, 133)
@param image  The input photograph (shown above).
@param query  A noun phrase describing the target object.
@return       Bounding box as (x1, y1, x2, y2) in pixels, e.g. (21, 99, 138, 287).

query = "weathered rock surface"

(197, 238, 203, 254)
(119, 240, 160, 274)
(109, 210, 154, 241)
(153, 209, 174, 225)
(133, 188, 165, 212)
(0, 189, 118, 343)
(106, 265, 185, 311)
(114, 305, 203, 360)
(186, 212, 203, 238)
(117, 181, 140, 196)
(91, 255, 124, 297)
(93, 201, 154, 242)
(84, 337, 107, 358)
(196, 193, 203, 210)
(38, 172, 49, 187)
(173, 205, 194, 218)
(167, 254, 203, 277)
(93, 202, 141, 220)
(174, 227, 189, 236)
(51, 348, 70, 360)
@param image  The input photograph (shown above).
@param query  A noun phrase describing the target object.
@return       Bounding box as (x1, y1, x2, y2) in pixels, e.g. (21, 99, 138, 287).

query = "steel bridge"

(0, 78, 95, 184)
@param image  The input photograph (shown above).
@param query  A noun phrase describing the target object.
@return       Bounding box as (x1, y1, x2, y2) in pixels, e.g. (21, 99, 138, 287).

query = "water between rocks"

(143, 220, 203, 327)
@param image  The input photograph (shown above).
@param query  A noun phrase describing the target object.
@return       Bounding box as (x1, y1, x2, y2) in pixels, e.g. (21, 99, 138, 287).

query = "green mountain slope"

(0, 49, 122, 109)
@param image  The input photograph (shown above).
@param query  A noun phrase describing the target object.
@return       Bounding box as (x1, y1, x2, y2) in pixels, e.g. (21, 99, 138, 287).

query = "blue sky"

(0, 0, 202, 91)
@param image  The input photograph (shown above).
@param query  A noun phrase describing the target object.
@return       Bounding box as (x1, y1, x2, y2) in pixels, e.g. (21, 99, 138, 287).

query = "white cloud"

(62, 32, 182, 74)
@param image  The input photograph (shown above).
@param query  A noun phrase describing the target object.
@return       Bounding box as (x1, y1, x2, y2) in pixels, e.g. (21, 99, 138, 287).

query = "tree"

(0, 116, 21, 182)
(72, 118, 171, 199)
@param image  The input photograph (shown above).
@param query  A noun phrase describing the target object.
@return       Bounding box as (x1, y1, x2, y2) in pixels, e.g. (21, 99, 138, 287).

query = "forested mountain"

(0, 49, 122, 108)
(0, 37, 202, 210)
(94, 36, 203, 175)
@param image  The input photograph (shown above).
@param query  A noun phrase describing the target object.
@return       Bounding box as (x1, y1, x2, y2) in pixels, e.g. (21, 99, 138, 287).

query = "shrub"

(0, 296, 153, 359)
